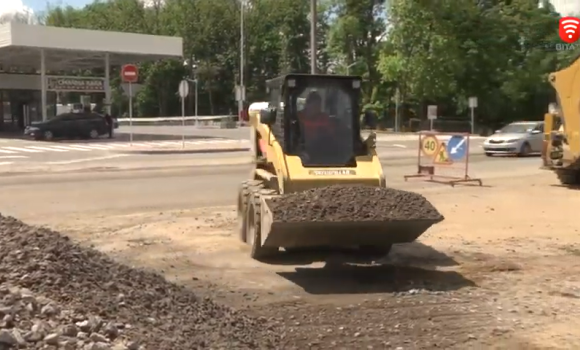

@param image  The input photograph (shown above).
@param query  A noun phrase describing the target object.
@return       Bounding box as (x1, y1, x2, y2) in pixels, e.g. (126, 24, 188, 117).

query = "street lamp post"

(239, 0, 245, 117)
(310, 0, 317, 74)
(183, 58, 199, 127)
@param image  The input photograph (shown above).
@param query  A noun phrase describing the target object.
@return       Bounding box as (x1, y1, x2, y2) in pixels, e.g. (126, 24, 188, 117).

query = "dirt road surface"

(2, 160, 579, 349)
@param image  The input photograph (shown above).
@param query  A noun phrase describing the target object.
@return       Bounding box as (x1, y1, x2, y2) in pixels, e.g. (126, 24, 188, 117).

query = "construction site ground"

(2, 161, 579, 349)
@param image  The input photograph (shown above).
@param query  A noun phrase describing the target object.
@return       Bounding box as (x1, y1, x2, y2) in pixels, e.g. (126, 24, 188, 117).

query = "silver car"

(483, 121, 544, 156)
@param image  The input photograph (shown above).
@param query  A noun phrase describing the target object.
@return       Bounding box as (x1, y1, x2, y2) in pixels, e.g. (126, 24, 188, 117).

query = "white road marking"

(393, 144, 407, 148)
(104, 143, 132, 147)
(128, 142, 156, 147)
(45, 154, 129, 165)
(2, 146, 42, 153)
(27, 146, 68, 152)
(0, 155, 27, 159)
(67, 144, 111, 150)
(0, 139, 248, 155)
(48, 145, 92, 151)
(0, 162, 13, 165)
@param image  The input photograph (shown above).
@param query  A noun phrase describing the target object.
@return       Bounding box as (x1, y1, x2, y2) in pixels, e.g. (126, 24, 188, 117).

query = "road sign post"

(121, 64, 139, 145)
(469, 97, 477, 135)
(427, 105, 437, 131)
(178, 80, 190, 148)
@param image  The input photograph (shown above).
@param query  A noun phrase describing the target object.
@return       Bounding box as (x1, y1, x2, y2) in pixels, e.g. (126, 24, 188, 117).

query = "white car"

(483, 121, 544, 156)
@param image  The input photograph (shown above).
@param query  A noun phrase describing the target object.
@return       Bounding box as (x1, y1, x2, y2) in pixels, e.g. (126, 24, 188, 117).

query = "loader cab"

(264, 74, 365, 167)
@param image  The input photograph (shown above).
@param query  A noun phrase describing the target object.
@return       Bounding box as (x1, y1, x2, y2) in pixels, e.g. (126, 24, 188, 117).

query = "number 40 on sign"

(421, 135, 439, 156)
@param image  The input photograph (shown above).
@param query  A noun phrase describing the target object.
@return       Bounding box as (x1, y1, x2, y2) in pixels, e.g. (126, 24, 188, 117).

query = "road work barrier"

(404, 132, 482, 186)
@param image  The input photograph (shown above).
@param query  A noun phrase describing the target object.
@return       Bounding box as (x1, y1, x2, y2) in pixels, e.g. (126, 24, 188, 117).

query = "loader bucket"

(259, 197, 443, 249)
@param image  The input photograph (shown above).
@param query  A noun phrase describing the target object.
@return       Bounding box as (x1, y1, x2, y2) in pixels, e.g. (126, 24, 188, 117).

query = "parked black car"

(24, 112, 111, 140)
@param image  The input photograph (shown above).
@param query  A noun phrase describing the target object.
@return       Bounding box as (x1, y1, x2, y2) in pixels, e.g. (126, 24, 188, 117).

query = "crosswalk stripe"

(103, 143, 132, 147)
(2, 146, 42, 153)
(128, 142, 155, 147)
(68, 144, 111, 150)
(27, 146, 68, 152)
(0, 139, 248, 154)
(49, 145, 92, 151)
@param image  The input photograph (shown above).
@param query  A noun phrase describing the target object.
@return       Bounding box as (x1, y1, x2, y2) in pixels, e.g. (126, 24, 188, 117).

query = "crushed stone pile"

(0, 214, 281, 350)
(267, 185, 444, 222)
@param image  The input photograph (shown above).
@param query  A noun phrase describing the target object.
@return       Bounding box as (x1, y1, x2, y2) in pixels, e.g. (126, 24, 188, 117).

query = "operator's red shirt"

(298, 111, 332, 139)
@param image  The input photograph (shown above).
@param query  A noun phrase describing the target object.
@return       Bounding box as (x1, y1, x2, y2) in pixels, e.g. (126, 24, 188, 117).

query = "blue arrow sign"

(446, 135, 467, 161)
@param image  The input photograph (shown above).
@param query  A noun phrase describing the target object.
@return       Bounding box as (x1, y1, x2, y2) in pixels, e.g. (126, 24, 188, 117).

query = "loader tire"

(245, 182, 277, 260)
(237, 180, 263, 243)
(556, 169, 580, 186)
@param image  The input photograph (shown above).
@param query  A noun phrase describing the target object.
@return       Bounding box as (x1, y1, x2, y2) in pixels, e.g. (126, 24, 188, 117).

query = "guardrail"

(117, 115, 241, 128)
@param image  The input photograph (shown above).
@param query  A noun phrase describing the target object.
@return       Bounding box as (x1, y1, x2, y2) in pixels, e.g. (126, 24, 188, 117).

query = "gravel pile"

(0, 214, 281, 350)
(267, 185, 444, 223)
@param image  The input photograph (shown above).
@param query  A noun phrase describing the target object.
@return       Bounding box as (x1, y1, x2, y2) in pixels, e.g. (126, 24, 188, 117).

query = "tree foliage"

(42, 0, 579, 127)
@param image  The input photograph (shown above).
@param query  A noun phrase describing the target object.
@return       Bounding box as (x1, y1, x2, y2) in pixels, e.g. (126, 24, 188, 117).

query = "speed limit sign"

(421, 135, 439, 156)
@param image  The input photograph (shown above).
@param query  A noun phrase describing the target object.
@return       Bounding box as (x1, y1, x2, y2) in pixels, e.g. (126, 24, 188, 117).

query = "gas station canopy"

(0, 22, 183, 121)
(0, 22, 183, 71)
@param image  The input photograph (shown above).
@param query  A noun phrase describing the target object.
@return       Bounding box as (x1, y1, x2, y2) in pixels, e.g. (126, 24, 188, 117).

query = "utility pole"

(310, 0, 317, 74)
(239, 0, 245, 116)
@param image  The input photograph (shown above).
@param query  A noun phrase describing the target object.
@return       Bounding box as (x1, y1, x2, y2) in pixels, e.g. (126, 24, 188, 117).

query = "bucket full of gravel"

(0, 214, 281, 350)
(261, 185, 444, 249)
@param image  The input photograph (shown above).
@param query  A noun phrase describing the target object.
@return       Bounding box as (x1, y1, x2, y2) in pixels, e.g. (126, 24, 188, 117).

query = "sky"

(1, 0, 91, 15)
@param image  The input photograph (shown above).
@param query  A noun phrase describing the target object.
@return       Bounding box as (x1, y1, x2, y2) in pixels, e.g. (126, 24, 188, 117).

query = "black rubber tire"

(89, 129, 100, 139)
(237, 180, 262, 243)
(247, 194, 277, 260)
(43, 130, 54, 140)
(556, 169, 580, 186)
(518, 142, 532, 157)
(485, 152, 493, 157)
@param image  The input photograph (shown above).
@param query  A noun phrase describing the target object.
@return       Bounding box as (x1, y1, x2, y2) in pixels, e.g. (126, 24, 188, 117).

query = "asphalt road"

(1, 156, 543, 218)
(0, 127, 486, 171)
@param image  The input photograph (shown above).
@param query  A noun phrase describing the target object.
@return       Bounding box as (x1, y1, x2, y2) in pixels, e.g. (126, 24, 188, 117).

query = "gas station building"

(0, 22, 183, 131)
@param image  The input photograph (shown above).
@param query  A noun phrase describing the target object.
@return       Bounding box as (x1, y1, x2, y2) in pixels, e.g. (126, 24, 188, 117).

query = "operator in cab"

(298, 91, 334, 140)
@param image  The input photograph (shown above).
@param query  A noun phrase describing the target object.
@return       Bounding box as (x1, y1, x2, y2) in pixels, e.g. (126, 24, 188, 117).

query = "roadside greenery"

(41, 0, 579, 128)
